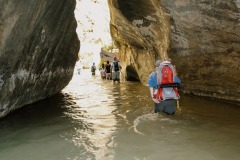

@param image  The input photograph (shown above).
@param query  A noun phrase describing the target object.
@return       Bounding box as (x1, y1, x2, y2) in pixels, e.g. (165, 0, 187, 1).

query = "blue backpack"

(113, 62, 119, 71)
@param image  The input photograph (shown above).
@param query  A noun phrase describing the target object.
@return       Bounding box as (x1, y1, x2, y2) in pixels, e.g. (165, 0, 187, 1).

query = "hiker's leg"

(154, 102, 164, 113)
(116, 72, 120, 81)
(112, 72, 117, 81)
(162, 100, 176, 115)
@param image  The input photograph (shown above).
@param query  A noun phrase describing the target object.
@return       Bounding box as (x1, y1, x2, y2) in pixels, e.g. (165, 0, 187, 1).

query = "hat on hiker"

(155, 60, 163, 66)
(161, 60, 171, 65)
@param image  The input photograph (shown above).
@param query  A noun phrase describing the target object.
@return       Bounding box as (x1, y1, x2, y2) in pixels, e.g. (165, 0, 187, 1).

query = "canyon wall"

(0, 0, 80, 117)
(108, 0, 171, 83)
(108, 0, 240, 103)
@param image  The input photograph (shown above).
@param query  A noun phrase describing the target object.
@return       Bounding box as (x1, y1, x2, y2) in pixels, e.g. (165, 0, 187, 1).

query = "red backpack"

(160, 65, 174, 84)
(153, 62, 179, 100)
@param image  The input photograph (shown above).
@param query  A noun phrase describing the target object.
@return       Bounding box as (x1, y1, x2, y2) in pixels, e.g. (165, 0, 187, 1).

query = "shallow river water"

(0, 69, 240, 160)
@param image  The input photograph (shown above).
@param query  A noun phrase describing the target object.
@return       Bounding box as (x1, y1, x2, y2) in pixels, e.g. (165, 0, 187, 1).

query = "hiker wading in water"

(148, 60, 181, 115)
(105, 61, 112, 80)
(91, 62, 96, 75)
(111, 56, 122, 83)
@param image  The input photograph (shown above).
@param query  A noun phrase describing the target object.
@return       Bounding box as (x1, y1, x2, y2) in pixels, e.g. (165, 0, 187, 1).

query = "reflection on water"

(62, 70, 118, 159)
(0, 69, 240, 160)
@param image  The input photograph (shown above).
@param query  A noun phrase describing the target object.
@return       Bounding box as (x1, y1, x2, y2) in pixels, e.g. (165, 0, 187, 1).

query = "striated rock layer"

(108, 0, 171, 84)
(0, 0, 80, 117)
(108, 0, 240, 103)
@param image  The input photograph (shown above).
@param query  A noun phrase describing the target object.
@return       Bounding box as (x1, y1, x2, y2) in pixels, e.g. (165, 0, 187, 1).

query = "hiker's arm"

(148, 73, 160, 103)
(118, 62, 122, 70)
(149, 87, 160, 103)
(149, 87, 154, 99)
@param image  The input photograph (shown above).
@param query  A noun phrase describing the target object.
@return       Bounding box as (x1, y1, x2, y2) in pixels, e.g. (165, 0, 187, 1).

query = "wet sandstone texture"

(0, 0, 80, 117)
(108, 0, 240, 103)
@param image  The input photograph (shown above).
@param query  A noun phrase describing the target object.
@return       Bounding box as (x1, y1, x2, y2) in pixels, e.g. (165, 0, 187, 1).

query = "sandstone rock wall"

(163, 0, 240, 103)
(0, 0, 80, 117)
(109, 0, 240, 103)
(108, 0, 171, 83)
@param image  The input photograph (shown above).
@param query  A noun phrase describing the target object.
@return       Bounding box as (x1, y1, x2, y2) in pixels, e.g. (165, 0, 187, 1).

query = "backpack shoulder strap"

(157, 66, 163, 84)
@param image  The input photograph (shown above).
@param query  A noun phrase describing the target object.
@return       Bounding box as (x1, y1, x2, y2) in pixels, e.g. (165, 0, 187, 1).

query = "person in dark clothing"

(105, 61, 112, 80)
(91, 62, 96, 75)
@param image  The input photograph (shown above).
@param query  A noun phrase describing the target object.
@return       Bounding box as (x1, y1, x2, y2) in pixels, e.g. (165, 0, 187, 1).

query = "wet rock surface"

(109, 0, 240, 103)
(0, 0, 80, 117)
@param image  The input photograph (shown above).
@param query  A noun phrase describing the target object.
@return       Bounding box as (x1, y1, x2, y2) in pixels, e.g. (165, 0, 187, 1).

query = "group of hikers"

(90, 56, 181, 115)
(91, 56, 122, 82)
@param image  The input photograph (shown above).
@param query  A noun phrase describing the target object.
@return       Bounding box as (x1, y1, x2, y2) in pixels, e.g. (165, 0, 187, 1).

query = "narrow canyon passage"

(0, 69, 240, 160)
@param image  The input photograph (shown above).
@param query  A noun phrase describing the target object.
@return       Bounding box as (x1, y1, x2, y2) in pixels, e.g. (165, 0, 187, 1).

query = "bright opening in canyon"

(74, 0, 117, 68)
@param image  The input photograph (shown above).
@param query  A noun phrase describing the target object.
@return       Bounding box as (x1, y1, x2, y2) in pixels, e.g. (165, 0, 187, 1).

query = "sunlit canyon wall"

(75, 0, 112, 67)
(108, 0, 240, 103)
(0, 0, 80, 117)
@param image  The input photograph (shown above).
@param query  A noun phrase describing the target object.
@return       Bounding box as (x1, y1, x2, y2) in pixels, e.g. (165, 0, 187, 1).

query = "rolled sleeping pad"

(153, 83, 181, 89)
